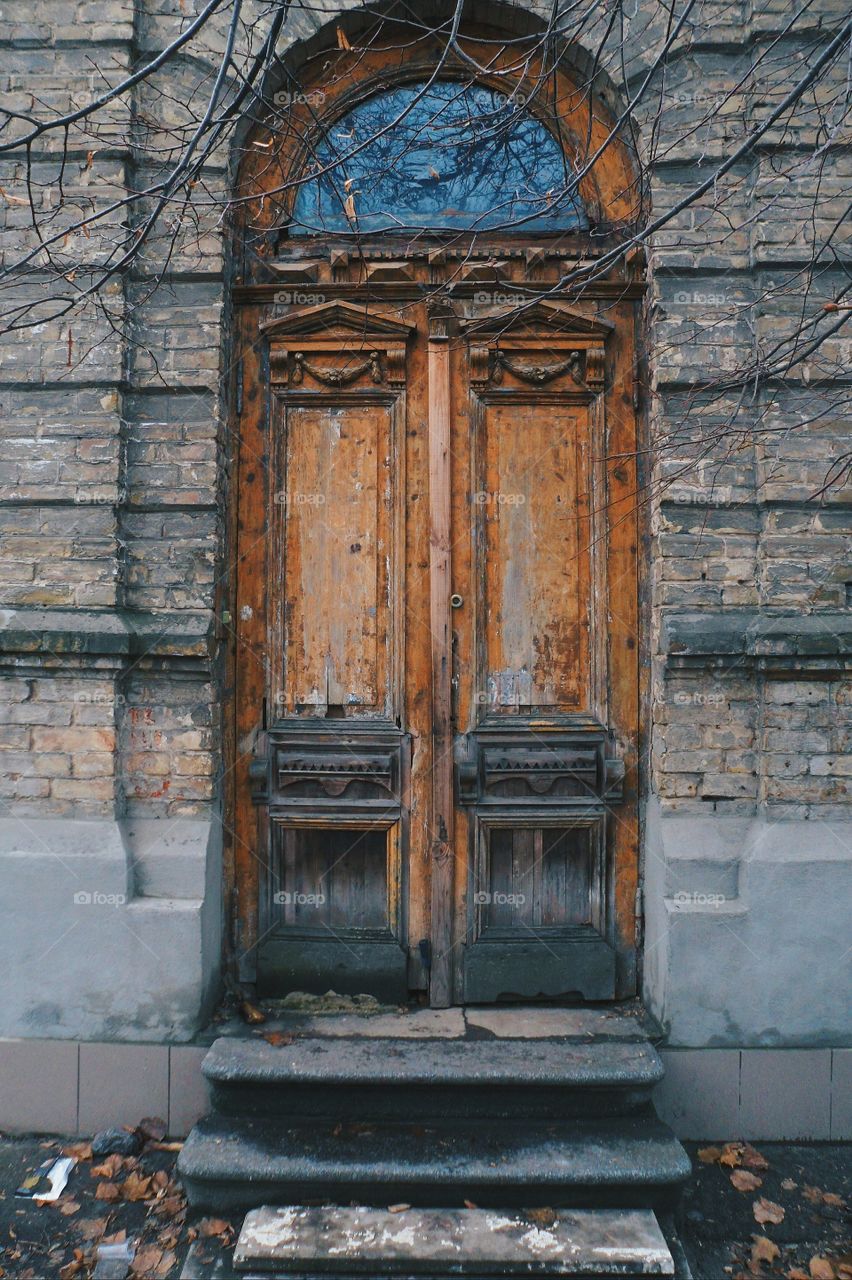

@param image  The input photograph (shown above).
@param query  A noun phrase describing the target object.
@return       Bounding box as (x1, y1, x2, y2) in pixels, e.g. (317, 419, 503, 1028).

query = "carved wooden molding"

(469, 344, 604, 390)
(251, 722, 407, 816)
(277, 345, 407, 387)
(460, 300, 614, 340)
(290, 349, 383, 386)
(463, 300, 609, 391)
(456, 721, 624, 810)
(490, 348, 583, 386)
(261, 300, 414, 340)
(264, 300, 413, 388)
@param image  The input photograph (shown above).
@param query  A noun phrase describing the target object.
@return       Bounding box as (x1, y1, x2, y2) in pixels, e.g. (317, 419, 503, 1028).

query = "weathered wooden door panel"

(276, 400, 393, 714)
(245, 305, 419, 999)
(480, 399, 591, 710)
(451, 307, 635, 1003)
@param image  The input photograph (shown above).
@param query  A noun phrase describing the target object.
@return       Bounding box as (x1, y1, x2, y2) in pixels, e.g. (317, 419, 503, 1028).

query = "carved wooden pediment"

(460, 300, 614, 341)
(462, 301, 610, 391)
(261, 300, 415, 340)
(263, 301, 414, 387)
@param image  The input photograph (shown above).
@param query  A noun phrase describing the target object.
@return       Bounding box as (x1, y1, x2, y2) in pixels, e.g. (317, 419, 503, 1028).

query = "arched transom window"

(290, 80, 589, 235)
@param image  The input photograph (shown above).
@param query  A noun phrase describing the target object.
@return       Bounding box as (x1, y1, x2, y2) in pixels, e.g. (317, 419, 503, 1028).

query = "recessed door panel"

(271, 827, 390, 930)
(484, 826, 594, 929)
(481, 401, 591, 709)
(277, 400, 393, 715)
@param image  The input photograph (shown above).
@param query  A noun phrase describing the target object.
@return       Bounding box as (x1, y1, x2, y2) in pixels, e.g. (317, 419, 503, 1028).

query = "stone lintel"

(0, 606, 214, 660)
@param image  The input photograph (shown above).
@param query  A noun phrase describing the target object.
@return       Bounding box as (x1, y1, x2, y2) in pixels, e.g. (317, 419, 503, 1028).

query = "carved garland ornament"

(290, 349, 384, 386)
(468, 343, 605, 390)
(490, 348, 583, 385)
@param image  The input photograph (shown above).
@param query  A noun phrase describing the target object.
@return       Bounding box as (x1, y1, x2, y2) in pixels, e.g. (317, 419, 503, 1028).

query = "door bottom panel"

(257, 935, 409, 1003)
(463, 930, 617, 1003)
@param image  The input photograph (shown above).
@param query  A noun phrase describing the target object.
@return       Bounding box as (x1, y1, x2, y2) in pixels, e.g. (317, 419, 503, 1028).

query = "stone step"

(178, 1110, 690, 1213)
(203, 1035, 663, 1119)
(232, 1204, 676, 1277)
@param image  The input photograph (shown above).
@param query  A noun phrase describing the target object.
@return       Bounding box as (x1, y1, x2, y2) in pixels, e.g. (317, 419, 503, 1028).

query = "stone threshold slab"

(207, 1002, 655, 1043)
(233, 1205, 675, 1276)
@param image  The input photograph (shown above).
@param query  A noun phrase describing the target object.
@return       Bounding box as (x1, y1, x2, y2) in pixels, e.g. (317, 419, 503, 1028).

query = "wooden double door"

(232, 255, 640, 1007)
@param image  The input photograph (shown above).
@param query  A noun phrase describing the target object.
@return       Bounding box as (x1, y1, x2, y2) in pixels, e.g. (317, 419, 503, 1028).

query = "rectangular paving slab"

(233, 1205, 675, 1275)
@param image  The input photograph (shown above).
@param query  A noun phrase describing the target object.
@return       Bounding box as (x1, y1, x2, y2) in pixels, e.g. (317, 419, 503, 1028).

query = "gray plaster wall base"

(0, 816, 222, 1042)
(643, 799, 852, 1048)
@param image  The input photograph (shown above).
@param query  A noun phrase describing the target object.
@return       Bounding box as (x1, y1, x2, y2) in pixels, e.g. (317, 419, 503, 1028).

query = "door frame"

(221, 23, 647, 1003)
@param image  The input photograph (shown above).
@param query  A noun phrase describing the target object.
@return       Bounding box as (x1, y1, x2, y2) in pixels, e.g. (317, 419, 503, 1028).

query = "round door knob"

(450, 593, 464, 608)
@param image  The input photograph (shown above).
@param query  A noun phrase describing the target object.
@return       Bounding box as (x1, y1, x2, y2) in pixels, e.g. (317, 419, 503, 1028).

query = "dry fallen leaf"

(148, 1141, 183, 1153)
(782, 1178, 798, 1191)
(153, 1195, 185, 1218)
(388, 1203, 411, 1214)
(132, 1245, 163, 1276)
(698, 1146, 723, 1164)
(95, 1182, 120, 1203)
(262, 1031, 295, 1047)
(732, 1170, 763, 1192)
(809, 1260, 836, 1280)
(721, 1142, 744, 1168)
(788, 1269, 811, 1279)
(741, 1144, 769, 1170)
(199, 1218, 232, 1239)
(137, 1117, 167, 1142)
(91, 1155, 123, 1179)
(752, 1236, 780, 1264)
(76, 1218, 107, 1241)
(58, 1200, 81, 1216)
(463, 1199, 478, 1210)
(803, 1185, 824, 1204)
(239, 999, 266, 1025)
(122, 1172, 153, 1202)
(58, 1262, 82, 1280)
(822, 1193, 845, 1208)
(336, 25, 351, 48)
(528, 1208, 558, 1227)
(62, 1143, 92, 1161)
(754, 1197, 785, 1225)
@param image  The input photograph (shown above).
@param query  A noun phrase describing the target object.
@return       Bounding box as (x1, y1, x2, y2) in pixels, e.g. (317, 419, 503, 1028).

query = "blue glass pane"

(290, 81, 588, 235)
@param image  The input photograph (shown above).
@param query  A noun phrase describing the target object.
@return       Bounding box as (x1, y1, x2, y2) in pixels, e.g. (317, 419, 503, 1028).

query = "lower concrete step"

(232, 1204, 675, 1276)
(178, 1110, 690, 1213)
(203, 1034, 663, 1120)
